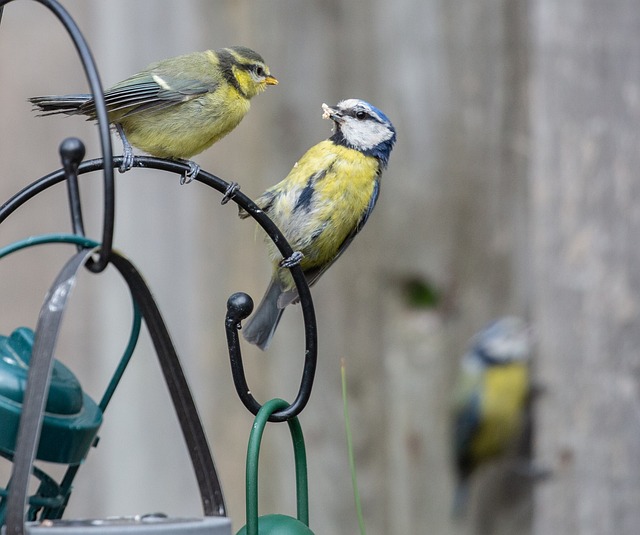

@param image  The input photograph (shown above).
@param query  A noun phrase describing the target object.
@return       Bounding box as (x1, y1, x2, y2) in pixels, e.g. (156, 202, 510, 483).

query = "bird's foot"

(119, 149, 135, 173)
(115, 123, 135, 173)
(279, 251, 304, 268)
(512, 459, 553, 481)
(180, 160, 200, 185)
(221, 182, 240, 205)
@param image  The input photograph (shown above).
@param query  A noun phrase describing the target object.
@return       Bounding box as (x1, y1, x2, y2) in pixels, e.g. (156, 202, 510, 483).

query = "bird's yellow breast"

(119, 84, 250, 159)
(469, 363, 528, 462)
(265, 140, 380, 269)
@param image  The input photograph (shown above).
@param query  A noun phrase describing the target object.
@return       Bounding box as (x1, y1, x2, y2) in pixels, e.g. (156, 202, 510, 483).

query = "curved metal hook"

(145, 160, 318, 422)
(243, 398, 310, 535)
(225, 293, 317, 422)
(0, 0, 115, 272)
(192, 160, 318, 422)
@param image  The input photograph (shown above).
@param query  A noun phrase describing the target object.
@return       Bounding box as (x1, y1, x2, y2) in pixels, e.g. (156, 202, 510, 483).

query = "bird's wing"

(453, 392, 481, 462)
(78, 73, 217, 118)
(303, 178, 380, 288)
(452, 360, 484, 474)
(238, 189, 277, 220)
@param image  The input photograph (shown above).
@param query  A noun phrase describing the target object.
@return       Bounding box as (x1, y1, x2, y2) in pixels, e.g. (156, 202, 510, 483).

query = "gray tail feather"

(28, 94, 91, 116)
(451, 480, 470, 519)
(242, 278, 285, 351)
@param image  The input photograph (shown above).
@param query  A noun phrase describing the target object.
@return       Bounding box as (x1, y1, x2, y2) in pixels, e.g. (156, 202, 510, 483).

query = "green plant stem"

(341, 358, 366, 535)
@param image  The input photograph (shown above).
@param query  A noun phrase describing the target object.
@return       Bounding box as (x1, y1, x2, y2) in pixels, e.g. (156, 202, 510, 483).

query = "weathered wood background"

(1, 1, 639, 534)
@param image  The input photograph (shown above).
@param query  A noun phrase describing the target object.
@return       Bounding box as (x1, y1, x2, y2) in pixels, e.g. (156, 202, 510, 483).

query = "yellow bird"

(240, 99, 396, 350)
(451, 316, 532, 516)
(29, 46, 277, 181)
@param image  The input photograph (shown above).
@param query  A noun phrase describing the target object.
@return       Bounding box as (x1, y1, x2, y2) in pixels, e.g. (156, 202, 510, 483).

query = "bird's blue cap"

(366, 101, 393, 127)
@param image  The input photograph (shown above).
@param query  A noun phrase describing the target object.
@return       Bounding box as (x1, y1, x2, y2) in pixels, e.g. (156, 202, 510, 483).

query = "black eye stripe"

(344, 108, 372, 120)
(341, 107, 386, 124)
(235, 62, 266, 75)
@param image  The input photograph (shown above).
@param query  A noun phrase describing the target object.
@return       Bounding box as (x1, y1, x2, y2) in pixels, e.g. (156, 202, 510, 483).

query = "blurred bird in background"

(29, 46, 277, 182)
(240, 99, 396, 350)
(451, 316, 533, 517)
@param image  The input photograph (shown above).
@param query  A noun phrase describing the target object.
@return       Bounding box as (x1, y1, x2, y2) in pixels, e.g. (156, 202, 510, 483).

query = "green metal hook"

(238, 398, 313, 535)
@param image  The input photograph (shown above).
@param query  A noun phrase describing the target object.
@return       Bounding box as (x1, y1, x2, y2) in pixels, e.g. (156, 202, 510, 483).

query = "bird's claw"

(118, 150, 134, 173)
(279, 251, 304, 268)
(115, 123, 135, 173)
(221, 182, 240, 205)
(180, 161, 200, 185)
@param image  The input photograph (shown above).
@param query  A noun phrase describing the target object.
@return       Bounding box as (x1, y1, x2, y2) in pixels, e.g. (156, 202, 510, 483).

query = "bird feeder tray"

(3, 516, 231, 535)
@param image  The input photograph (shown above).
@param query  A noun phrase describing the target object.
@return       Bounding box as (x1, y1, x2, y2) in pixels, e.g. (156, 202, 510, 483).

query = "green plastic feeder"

(0, 327, 102, 464)
(236, 514, 313, 535)
(236, 399, 314, 535)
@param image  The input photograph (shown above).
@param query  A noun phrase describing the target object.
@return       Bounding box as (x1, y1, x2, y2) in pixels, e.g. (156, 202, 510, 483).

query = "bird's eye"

(355, 110, 367, 120)
(253, 65, 266, 78)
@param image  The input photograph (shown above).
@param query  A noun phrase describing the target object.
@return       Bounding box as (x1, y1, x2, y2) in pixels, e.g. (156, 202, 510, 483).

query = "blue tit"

(29, 46, 277, 181)
(240, 99, 396, 350)
(451, 316, 532, 516)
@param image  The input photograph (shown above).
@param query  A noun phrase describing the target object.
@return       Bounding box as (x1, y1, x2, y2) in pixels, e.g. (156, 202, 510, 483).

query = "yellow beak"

(265, 75, 279, 86)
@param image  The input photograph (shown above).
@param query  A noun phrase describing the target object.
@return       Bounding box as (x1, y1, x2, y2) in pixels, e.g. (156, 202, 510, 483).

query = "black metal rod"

(108, 251, 226, 517)
(4, 248, 97, 535)
(60, 137, 87, 241)
(0, 0, 115, 272)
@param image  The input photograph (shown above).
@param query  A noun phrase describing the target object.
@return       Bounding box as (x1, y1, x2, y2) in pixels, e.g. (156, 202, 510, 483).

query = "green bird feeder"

(0, 327, 102, 465)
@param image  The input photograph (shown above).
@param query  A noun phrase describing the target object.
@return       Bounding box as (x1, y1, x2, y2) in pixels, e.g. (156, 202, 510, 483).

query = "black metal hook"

(225, 290, 317, 423)
(0, 0, 115, 272)
(145, 159, 321, 422)
(189, 161, 318, 422)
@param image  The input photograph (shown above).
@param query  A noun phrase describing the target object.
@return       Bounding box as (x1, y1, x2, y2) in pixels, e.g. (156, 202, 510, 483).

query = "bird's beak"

(265, 75, 279, 85)
(321, 103, 343, 123)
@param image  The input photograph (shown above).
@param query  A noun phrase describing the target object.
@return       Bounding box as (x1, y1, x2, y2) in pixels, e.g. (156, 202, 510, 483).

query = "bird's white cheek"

(341, 121, 393, 151)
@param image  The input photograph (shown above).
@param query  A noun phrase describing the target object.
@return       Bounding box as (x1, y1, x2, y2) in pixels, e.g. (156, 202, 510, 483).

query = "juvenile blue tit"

(240, 99, 396, 350)
(451, 316, 532, 516)
(29, 46, 277, 181)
